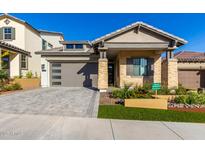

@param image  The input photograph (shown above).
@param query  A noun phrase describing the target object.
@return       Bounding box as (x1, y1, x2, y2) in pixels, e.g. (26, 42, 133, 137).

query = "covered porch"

(0, 41, 30, 77)
(97, 42, 174, 91)
(92, 22, 187, 92)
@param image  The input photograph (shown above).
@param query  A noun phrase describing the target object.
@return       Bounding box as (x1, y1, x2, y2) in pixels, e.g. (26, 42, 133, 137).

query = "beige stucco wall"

(0, 17, 26, 48)
(0, 17, 25, 77)
(41, 34, 63, 48)
(178, 62, 205, 70)
(107, 29, 169, 43)
(117, 50, 162, 87)
(10, 53, 20, 77)
(24, 27, 42, 77)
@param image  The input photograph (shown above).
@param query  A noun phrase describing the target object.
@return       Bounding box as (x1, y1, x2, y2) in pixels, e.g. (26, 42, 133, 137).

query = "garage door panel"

(51, 62, 98, 88)
(178, 70, 201, 89)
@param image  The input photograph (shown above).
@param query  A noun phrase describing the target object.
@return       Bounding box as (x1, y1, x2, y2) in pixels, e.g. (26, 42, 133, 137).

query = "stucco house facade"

(36, 22, 187, 91)
(0, 14, 64, 77)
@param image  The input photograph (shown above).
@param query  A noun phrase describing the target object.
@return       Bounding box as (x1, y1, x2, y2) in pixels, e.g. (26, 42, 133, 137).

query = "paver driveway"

(0, 87, 100, 117)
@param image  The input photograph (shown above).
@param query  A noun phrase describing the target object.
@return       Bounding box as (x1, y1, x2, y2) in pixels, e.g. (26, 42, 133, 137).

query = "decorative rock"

(170, 89, 176, 95)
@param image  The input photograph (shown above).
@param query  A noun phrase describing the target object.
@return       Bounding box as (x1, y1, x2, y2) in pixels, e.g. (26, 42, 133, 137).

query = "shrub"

(0, 70, 8, 83)
(157, 86, 170, 95)
(176, 84, 187, 95)
(174, 92, 205, 105)
(112, 84, 153, 99)
(2, 83, 22, 91)
(174, 95, 186, 104)
(26, 71, 33, 78)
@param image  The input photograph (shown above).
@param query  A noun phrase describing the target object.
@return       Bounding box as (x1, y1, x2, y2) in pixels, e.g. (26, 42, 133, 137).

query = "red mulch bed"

(168, 107, 205, 113)
(100, 92, 118, 105)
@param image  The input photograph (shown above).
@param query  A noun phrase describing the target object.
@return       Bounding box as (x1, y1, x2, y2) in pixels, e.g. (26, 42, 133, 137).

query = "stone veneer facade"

(98, 58, 108, 91)
(161, 58, 178, 88)
(117, 51, 162, 88)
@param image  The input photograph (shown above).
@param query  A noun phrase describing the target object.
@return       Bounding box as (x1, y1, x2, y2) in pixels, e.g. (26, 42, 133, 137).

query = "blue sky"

(10, 13, 205, 52)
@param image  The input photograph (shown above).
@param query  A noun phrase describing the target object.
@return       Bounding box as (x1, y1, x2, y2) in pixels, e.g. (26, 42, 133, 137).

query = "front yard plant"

(0, 70, 9, 86)
(174, 92, 205, 106)
(26, 71, 33, 78)
(2, 83, 22, 91)
(112, 84, 153, 99)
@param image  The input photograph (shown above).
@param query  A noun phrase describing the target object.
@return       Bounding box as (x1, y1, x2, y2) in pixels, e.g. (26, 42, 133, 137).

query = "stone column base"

(98, 58, 108, 91)
(167, 59, 178, 88)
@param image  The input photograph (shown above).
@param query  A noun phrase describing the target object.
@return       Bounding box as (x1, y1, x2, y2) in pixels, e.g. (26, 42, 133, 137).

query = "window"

(4, 27, 12, 40)
(65, 44, 83, 49)
(127, 58, 153, 76)
(21, 54, 28, 69)
(48, 43, 53, 49)
(52, 82, 61, 86)
(66, 44, 74, 49)
(75, 44, 83, 49)
(52, 69, 61, 73)
(52, 75, 61, 79)
(52, 63, 61, 67)
(42, 39, 47, 50)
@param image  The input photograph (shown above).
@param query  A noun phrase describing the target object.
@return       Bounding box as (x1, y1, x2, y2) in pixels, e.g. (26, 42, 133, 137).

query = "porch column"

(0, 48, 1, 70)
(166, 50, 178, 88)
(98, 47, 108, 92)
(167, 59, 178, 89)
(153, 54, 161, 83)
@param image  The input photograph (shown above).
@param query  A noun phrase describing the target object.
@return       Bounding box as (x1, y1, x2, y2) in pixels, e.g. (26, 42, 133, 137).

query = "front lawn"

(98, 105, 205, 123)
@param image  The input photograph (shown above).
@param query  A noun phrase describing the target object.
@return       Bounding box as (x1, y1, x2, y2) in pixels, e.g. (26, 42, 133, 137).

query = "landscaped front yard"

(98, 105, 205, 123)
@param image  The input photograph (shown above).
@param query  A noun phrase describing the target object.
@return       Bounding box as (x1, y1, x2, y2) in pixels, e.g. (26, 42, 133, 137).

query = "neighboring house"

(175, 51, 205, 89)
(36, 21, 187, 91)
(0, 14, 64, 77)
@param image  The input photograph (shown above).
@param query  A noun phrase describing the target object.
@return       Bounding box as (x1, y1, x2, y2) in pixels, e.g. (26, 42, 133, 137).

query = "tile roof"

(175, 51, 205, 62)
(0, 41, 30, 56)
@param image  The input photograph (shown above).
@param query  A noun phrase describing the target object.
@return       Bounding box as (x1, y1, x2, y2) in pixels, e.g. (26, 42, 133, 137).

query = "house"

(36, 21, 187, 91)
(0, 14, 64, 77)
(175, 51, 205, 89)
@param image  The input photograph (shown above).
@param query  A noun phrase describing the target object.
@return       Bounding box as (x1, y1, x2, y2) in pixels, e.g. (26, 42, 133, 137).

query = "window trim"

(20, 54, 28, 70)
(75, 44, 83, 49)
(128, 57, 152, 77)
(3, 27, 12, 41)
(65, 44, 84, 50)
(42, 39, 47, 50)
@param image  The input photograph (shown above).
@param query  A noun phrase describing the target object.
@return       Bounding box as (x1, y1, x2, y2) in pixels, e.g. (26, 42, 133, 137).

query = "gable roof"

(0, 41, 30, 56)
(92, 21, 187, 45)
(0, 13, 40, 36)
(39, 29, 64, 37)
(0, 14, 64, 38)
(175, 51, 205, 62)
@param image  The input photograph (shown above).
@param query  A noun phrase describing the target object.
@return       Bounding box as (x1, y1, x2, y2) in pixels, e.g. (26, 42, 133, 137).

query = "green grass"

(98, 105, 205, 123)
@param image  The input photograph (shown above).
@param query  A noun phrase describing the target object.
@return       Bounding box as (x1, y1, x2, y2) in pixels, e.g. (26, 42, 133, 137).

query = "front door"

(108, 63, 114, 86)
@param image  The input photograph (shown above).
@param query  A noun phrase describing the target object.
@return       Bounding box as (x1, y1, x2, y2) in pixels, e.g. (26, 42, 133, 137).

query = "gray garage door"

(51, 62, 98, 88)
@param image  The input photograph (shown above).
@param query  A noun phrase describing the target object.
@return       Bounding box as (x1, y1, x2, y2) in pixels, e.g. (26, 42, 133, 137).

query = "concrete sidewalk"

(0, 112, 205, 140)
